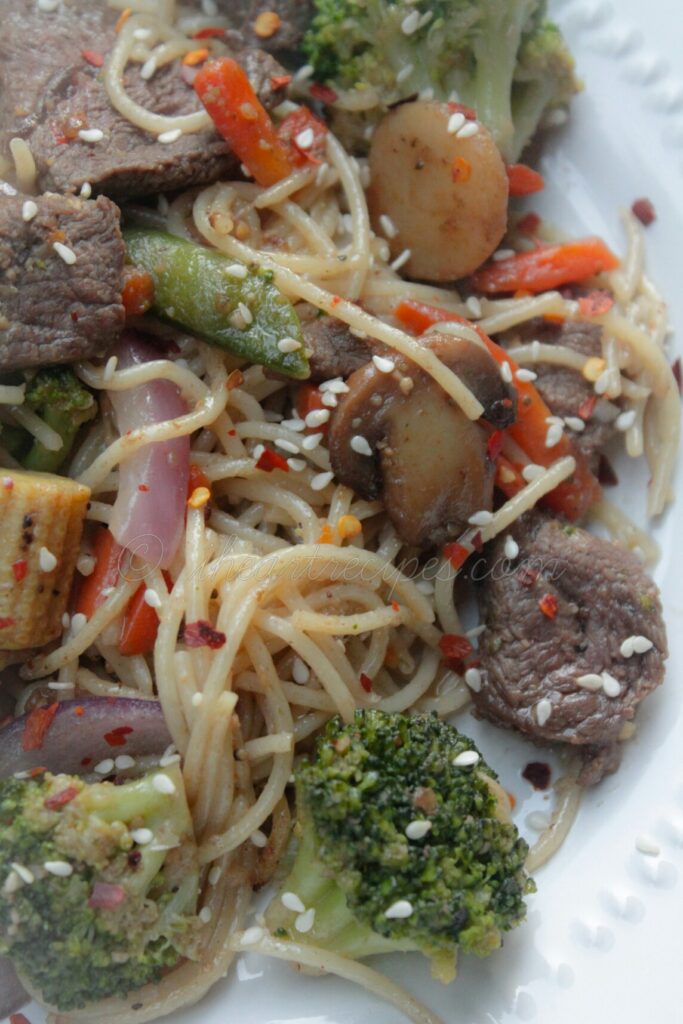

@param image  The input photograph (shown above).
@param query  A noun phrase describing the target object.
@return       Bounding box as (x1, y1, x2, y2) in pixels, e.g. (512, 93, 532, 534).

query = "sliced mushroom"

(367, 101, 509, 282)
(328, 332, 516, 548)
(303, 315, 375, 382)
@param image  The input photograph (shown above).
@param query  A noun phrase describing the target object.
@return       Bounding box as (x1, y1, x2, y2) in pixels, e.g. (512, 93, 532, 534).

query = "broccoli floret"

(302, 0, 578, 161)
(0, 765, 200, 1011)
(265, 711, 534, 982)
(22, 365, 96, 473)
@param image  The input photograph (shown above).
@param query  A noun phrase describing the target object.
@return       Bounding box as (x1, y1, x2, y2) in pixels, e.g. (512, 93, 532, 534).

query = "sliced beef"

(474, 513, 667, 784)
(0, 192, 124, 370)
(503, 319, 616, 461)
(218, 0, 314, 62)
(303, 316, 374, 382)
(0, 0, 287, 199)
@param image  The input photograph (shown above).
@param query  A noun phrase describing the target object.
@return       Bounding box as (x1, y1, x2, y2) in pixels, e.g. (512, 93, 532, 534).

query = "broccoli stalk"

(302, 0, 578, 162)
(0, 764, 200, 1012)
(266, 711, 534, 982)
(22, 366, 96, 473)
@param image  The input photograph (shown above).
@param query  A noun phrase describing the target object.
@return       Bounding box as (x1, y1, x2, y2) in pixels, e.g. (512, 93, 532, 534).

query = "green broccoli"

(0, 764, 200, 1011)
(302, 0, 578, 161)
(265, 710, 533, 982)
(22, 365, 97, 473)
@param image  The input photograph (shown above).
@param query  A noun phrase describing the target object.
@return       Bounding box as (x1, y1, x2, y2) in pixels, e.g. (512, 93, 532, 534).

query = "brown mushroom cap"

(328, 332, 516, 548)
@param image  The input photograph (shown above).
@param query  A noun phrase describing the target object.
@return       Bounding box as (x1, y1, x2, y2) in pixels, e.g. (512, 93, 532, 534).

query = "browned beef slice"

(217, 0, 314, 60)
(0, 0, 286, 199)
(0, 192, 124, 370)
(474, 513, 666, 783)
(303, 316, 374, 382)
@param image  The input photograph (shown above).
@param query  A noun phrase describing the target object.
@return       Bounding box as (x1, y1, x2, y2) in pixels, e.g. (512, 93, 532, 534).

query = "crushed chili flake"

(89, 881, 126, 910)
(443, 542, 469, 570)
(81, 756, 92, 767)
(486, 429, 504, 462)
(183, 619, 226, 649)
(74, 705, 85, 717)
(506, 790, 517, 809)
(182, 47, 209, 66)
(104, 725, 134, 748)
(138, 483, 150, 492)
(577, 394, 597, 421)
(538, 593, 558, 619)
(517, 211, 540, 236)
(271, 73, 293, 90)
(597, 453, 618, 487)
(228, 428, 237, 436)
(359, 672, 373, 693)
(451, 156, 471, 183)
(193, 26, 226, 39)
(438, 634, 473, 660)
(128, 849, 142, 868)
(309, 82, 338, 104)
(10, 1014, 33, 1024)
(227, 369, 244, 390)
(518, 566, 539, 588)
(317, 524, 335, 544)
(578, 290, 614, 318)
(672, 357, 682, 395)
(631, 197, 656, 226)
(82, 49, 104, 67)
(331, 295, 341, 308)
(254, 10, 281, 37)
(11, 559, 28, 582)
(447, 101, 476, 120)
(115, 7, 132, 32)
(391, 600, 400, 613)
(471, 530, 483, 552)
(22, 703, 59, 752)
(44, 785, 79, 811)
(29, 766, 47, 778)
(3, 476, 14, 490)
(543, 313, 565, 324)
(256, 447, 289, 473)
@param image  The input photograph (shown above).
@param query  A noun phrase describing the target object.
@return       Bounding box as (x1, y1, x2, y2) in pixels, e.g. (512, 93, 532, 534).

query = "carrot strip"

(121, 267, 155, 317)
(506, 163, 545, 196)
(471, 237, 620, 295)
(295, 382, 329, 435)
(72, 527, 122, 619)
(119, 572, 172, 657)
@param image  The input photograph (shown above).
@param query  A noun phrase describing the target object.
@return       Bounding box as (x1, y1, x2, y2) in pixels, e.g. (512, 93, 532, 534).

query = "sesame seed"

(535, 698, 552, 726)
(78, 128, 104, 143)
(115, 754, 136, 771)
(621, 635, 653, 657)
(372, 354, 396, 375)
(311, 471, 334, 491)
(241, 925, 265, 945)
(208, 866, 222, 885)
(140, 57, 157, 80)
(53, 241, 76, 265)
(615, 409, 637, 431)
(601, 671, 621, 697)
(379, 214, 398, 238)
(516, 368, 537, 382)
(224, 263, 248, 279)
(635, 835, 660, 856)
(281, 891, 306, 913)
(277, 337, 302, 353)
(500, 361, 513, 383)
(143, 588, 162, 609)
(39, 546, 57, 572)
(594, 370, 611, 395)
(390, 248, 411, 272)
(447, 112, 466, 135)
(48, 680, 74, 691)
(287, 458, 306, 472)
(281, 417, 305, 432)
(319, 377, 350, 394)
(465, 295, 482, 318)
(38, 0, 60, 10)
(418, 10, 433, 28)
(545, 422, 564, 448)
(396, 63, 414, 84)
(295, 907, 316, 932)
(61, 612, 71, 628)
(44, 860, 73, 877)
(79, 181, 92, 198)
(159, 751, 181, 768)
(131, 828, 154, 845)
(418, 87, 434, 101)
(464, 667, 482, 693)
(250, 830, 268, 848)
(11, 863, 34, 885)
(321, 391, 338, 408)
(465, 623, 486, 639)
(405, 820, 432, 840)
(468, 509, 493, 526)
(158, 127, 182, 144)
(94, 758, 115, 775)
(305, 408, 330, 428)
(504, 535, 519, 559)
(292, 657, 310, 684)
(493, 248, 515, 262)
(199, 906, 213, 924)
(385, 899, 413, 919)
(401, 9, 420, 34)
(522, 464, 545, 482)
(575, 673, 603, 691)
(71, 612, 87, 634)
(238, 302, 253, 325)
(526, 811, 550, 831)
(252, 444, 265, 461)
(350, 435, 373, 456)
(102, 355, 118, 382)
(22, 200, 38, 222)
(295, 127, 315, 150)
(564, 416, 585, 432)
(452, 750, 480, 767)
(153, 774, 176, 795)
(293, 64, 314, 83)
(301, 432, 323, 451)
(456, 121, 479, 139)
(192, 692, 203, 707)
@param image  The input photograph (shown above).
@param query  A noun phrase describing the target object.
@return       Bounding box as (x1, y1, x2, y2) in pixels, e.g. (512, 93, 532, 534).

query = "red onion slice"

(0, 956, 28, 1018)
(109, 333, 190, 570)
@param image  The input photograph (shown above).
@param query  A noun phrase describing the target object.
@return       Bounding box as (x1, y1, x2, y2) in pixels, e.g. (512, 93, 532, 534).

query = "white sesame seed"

(102, 355, 118, 382)
(320, 377, 350, 394)
(575, 673, 603, 691)
(159, 751, 181, 768)
(79, 181, 92, 198)
(153, 774, 176, 795)
(396, 63, 414, 84)
(241, 925, 265, 945)
(468, 509, 493, 526)
(522, 464, 545, 482)
(277, 337, 302, 353)
(504, 535, 519, 559)
(526, 811, 550, 831)
(208, 866, 222, 885)
(321, 391, 338, 408)
(447, 111, 466, 135)
(94, 758, 115, 775)
(594, 370, 611, 395)
(158, 127, 182, 144)
(465, 295, 482, 318)
(281, 891, 306, 913)
(564, 416, 585, 432)
(350, 435, 373, 456)
(292, 657, 310, 684)
(199, 906, 213, 924)
(71, 612, 87, 634)
(418, 10, 433, 28)
(545, 422, 564, 448)
(379, 214, 398, 239)
(48, 680, 74, 691)
(615, 409, 637, 432)
(635, 835, 660, 856)
(295, 127, 315, 150)
(293, 64, 314, 83)
(385, 899, 414, 919)
(192, 692, 203, 707)
(465, 624, 486, 639)
(133, 26, 152, 40)
(287, 458, 307, 472)
(271, 439, 298, 457)
(601, 671, 621, 698)
(418, 87, 434, 101)
(464, 667, 482, 693)
(78, 128, 104, 143)
(143, 588, 162, 609)
(492, 248, 515, 261)
(452, 750, 480, 767)
(632, 635, 654, 654)
(39, 546, 58, 572)
(305, 408, 330, 428)
(237, 302, 253, 325)
(140, 57, 157, 80)
(372, 354, 395, 374)
(224, 263, 248, 279)
(390, 248, 412, 272)
(456, 121, 479, 139)
(401, 9, 420, 34)
(115, 754, 136, 771)
(535, 698, 552, 726)
(131, 828, 154, 845)
(53, 241, 77, 265)
(44, 860, 73, 877)
(252, 444, 265, 462)
(281, 417, 305, 432)
(11, 863, 34, 885)
(405, 820, 432, 840)
(311, 471, 334, 491)
(500, 361, 513, 383)
(295, 907, 316, 932)
(531, 339, 541, 360)
(515, 368, 538, 383)
(250, 829, 268, 848)
(301, 431, 323, 450)
(61, 612, 71, 629)
(22, 200, 38, 222)
(37, 0, 60, 10)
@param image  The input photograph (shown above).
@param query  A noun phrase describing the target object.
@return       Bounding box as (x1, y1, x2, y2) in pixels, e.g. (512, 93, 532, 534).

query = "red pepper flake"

(309, 82, 338, 104)
(0, 616, 15, 629)
(391, 600, 400, 613)
(271, 73, 293, 90)
(359, 672, 373, 693)
(451, 156, 471, 183)
(538, 593, 558, 619)
(2, 475, 14, 490)
(672, 357, 682, 395)
(44, 785, 80, 811)
(597, 453, 619, 487)
(443, 542, 469, 570)
(518, 566, 539, 588)
(438, 634, 473, 660)
(138, 483, 150, 492)
(28, 766, 47, 778)
(577, 394, 597, 421)
(631, 197, 656, 226)
(471, 530, 483, 552)
(10, 1014, 33, 1024)
(486, 429, 504, 462)
(578, 289, 614, 318)
(104, 725, 134, 748)
(517, 211, 540, 236)
(183, 619, 226, 649)
(22, 703, 59, 752)
(330, 295, 341, 308)
(74, 705, 85, 717)
(82, 48, 104, 67)
(89, 881, 126, 910)
(544, 313, 565, 325)
(256, 446, 289, 473)
(228, 428, 237, 436)
(11, 559, 28, 582)
(447, 101, 477, 120)
(81, 757, 92, 767)
(193, 25, 226, 39)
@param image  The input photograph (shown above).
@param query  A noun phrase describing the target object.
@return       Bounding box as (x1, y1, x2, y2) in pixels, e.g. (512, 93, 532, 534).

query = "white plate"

(10, 2, 683, 1022)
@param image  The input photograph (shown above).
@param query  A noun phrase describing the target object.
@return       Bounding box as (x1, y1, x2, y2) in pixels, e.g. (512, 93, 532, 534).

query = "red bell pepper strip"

(471, 237, 620, 295)
(295, 382, 329, 436)
(119, 571, 172, 657)
(277, 106, 328, 166)
(72, 527, 123, 619)
(506, 163, 545, 196)
(193, 58, 293, 186)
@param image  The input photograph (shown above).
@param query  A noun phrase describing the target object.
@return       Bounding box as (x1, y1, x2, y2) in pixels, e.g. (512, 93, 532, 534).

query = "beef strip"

(502, 319, 617, 462)
(0, 0, 287, 199)
(217, 0, 314, 62)
(473, 513, 667, 784)
(303, 316, 375, 382)
(0, 192, 124, 370)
